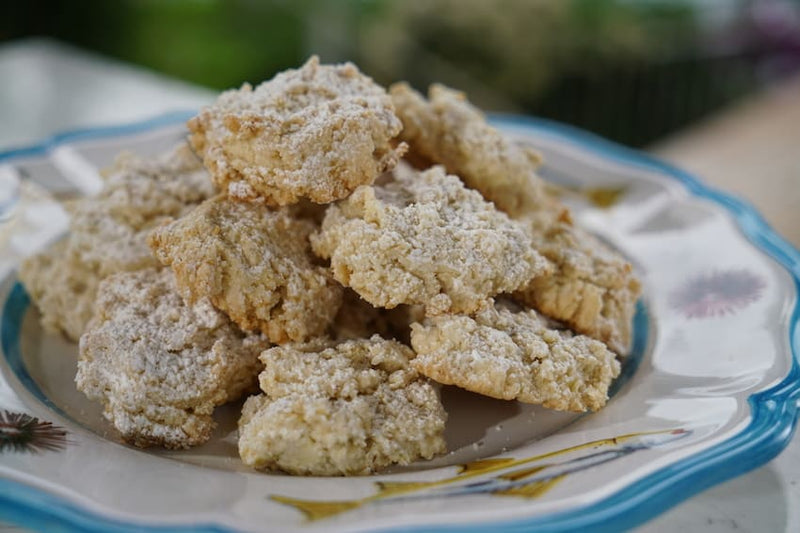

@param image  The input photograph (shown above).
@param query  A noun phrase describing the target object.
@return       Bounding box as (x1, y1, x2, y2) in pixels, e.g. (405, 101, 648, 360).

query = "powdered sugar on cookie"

(77, 268, 268, 449)
(19, 143, 215, 341)
(410, 300, 620, 412)
(311, 165, 551, 315)
(149, 195, 342, 343)
(238, 336, 446, 475)
(189, 56, 406, 205)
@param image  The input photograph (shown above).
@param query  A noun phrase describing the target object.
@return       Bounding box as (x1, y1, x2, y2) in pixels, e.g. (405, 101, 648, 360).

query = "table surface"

(1, 38, 798, 533)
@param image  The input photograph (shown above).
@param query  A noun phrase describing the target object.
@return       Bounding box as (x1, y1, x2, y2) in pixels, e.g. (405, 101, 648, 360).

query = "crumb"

(311, 165, 550, 315)
(149, 195, 342, 343)
(238, 336, 447, 475)
(188, 56, 407, 205)
(410, 300, 620, 411)
(76, 268, 268, 449)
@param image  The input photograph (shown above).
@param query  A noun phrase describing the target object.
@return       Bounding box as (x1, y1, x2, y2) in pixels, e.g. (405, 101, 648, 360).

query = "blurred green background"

(2, 0, 799, 147)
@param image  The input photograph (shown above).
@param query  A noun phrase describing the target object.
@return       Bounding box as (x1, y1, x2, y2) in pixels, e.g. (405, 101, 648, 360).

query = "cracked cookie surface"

(77, 268, 268, 449)
(410, 300, 620, 412)
(189, 56, 406, 205)
(390, 82, 552, 217)
(18, 143, 214, 341)
(238, 336, 447, 475)
(311, 165, 550, 316)
(149, 194, 342, 343)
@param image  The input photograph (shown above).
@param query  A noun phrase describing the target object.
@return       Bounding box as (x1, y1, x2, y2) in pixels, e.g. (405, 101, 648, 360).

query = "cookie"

(238, 336, 447, 475)
(516, 222, 641, 354)
(188, 56, 406, 205)
(77, 268, 268, 449)
(311, 165, 550, 315)
(18, 240, 99, 342)
(19, 143, 215, 341)
(410, 300, 620, 412)
(149, 195, 342, 343)
(390, 82, 552, 217)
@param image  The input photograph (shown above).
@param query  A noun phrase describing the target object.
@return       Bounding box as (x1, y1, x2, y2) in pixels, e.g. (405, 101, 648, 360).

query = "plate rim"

(0, 111, 798, 533)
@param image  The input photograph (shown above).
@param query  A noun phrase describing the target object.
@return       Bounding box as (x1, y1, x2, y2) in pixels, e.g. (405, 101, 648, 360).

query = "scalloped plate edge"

(0, 112, 797, 533)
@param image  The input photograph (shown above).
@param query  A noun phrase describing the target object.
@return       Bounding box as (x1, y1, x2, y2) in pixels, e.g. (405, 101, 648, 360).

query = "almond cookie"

(149, 195, 342, 343)
(516, 221, 641, 355)
(68, 142, 215, 277)
(238, 336, 447, 475)
(390, 82, 553, 217)
(311, 165, 551, 316)
(19, 143, 215, 341)
(77, 268, 268, 449)
(18, 240, 99, 342)
(188, 56, 406, 205)
(410, 300, 620, 412)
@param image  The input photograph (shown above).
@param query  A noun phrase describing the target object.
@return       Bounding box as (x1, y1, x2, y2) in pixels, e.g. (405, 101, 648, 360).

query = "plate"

(0, 112, 798, 532)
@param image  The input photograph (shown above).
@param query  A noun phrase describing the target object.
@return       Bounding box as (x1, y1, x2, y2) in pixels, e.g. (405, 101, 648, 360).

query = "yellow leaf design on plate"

(269, 495, 363, 522)
(458, 458, 517, 475)
(493, 475, 566, 499)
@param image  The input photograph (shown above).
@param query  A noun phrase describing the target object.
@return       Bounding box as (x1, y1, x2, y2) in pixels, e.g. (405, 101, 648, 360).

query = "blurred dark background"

(2, 0, 799, 147)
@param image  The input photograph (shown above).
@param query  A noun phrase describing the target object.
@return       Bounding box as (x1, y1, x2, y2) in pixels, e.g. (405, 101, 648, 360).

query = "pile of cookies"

(20, 57, 640, 476)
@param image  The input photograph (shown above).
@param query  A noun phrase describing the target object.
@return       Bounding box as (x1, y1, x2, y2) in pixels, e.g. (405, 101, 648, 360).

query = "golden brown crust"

(149, 195, 342, 343)
(188, 56, 406, 205)
(410, 301, 620, 412)
(311, 165, 551, 315)
(76, 268, 268, 449)
(238, 336, 447, 475)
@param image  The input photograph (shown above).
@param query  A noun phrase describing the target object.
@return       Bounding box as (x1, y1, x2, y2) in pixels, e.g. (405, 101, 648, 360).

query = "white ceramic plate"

(0, 113, 798, 532)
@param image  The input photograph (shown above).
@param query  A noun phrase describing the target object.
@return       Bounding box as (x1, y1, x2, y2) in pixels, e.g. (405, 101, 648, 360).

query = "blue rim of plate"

(0, 112, 798, 533)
